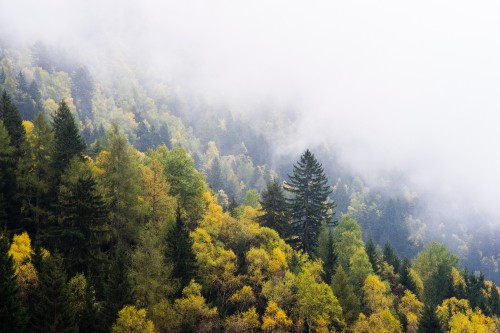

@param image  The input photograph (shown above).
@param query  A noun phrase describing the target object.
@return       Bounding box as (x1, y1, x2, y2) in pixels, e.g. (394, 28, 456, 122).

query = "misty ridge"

(1, 1, 500, 332)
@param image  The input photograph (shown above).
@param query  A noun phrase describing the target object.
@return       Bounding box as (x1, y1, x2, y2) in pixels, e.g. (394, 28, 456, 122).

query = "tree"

(258, 180, 291, 239)
(284, 149, 335, 256)
(0, 92, 24, 231)
(165, 208, 198, 290)
(0, 90, 25, 156)
(383, 241, 400, 273)
(0, 120, 15, 228)
(17, 113, 54, 236)
(0, 234, 26, 333)
(331, 265, 360, 325)
(417, 305, 442, 333)
(400, 258, 417, 295)
(52, 100, 85, 181)
(30, 253, 78, 333)
(398, 290, 424, 333)
(71, 66, 94, 122)
(112, 305, 157, 333)
(365, 237, 382, 274)
(55, 158, 109, 276)
(206, 156, 224, 191)
(262, 301, 292, 333)
(96, 124, 144, 247)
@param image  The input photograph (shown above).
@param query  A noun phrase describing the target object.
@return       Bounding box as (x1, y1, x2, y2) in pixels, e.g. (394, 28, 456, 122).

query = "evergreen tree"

(258, 180, 291, 238)
(399, 257, 417, 295)
(0, 91, 25, 155)
(321, 227, 337, 284)
(0, 234, 26, 333)
(284, 149, 335, 256)
(227, 197, 238, 218)
(206, 157, 224, 191)
(365, 237, 381, 273)
(417, 305, 442, 333)
(30, 253, 78, 333)
(101, 250, 133, 332)
(28, 81, 43, 115)
(52, 100, 85, 180)
(56, 162, 109, 276)
(383, 241, 400, 273)
(489, 283, 500, 316)
(165, 208, 198, 290)
(71, 66, 94, 121)
(331, 265, 360, 325)
(0, 121, 15, 228)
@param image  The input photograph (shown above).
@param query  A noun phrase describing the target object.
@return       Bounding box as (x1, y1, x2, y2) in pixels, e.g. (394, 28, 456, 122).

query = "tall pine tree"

(165, 207, 197, 290)
(258, 180, 291, 238)
(30, 253, 78, 333)
(284, 149, 335, 256)
(52, 100, 85, 181)
(0, 121, 15, 228)
(0, 234, 26, 333)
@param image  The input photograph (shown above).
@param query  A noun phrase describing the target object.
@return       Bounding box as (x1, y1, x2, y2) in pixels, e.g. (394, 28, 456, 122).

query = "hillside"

(1, 41, 500, 332)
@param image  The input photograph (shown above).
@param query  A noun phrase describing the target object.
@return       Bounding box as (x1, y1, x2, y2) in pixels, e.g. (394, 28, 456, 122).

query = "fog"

(2, 1, 500, 222)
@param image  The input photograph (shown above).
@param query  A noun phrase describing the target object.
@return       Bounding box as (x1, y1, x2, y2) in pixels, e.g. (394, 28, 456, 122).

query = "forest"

(1, 41, 500, 333)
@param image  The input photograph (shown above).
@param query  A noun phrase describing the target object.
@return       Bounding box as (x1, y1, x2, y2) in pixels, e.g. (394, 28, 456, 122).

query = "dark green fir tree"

(383, 241, 400, 273)
(418, 305, 442, 333)
(52, 100, 85, 180)
(30, 253, 77, 333)
(258, 180, 291, 238)
(0, 234, 27, 333)
(365, 237, 382, 274)
(165, 207, 198, 290)
(284, 149, 335, 256)
(331, 265, 360, 325)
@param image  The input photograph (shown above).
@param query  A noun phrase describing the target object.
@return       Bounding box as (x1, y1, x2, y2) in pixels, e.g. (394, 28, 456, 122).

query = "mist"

(2, 0, 500, 222)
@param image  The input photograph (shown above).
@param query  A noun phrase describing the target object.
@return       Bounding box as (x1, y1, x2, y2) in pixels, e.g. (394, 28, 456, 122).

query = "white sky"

(2, 0, 500, 219)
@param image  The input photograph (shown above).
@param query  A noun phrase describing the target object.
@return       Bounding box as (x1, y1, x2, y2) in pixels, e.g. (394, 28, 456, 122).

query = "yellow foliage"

(354, 309, 402, 333)
(229, 285, 256, 310)
(9, 232, 32, 265)
(448, 310, 496, 333)
(363, 275, 392, 313)
(225, 307, 260, 333)
(436, 297, 471, 329)
(22, 120, 34, 135)
(398, 290, 423, 333)
(262, 301, 292, 333)
(93, 150, 110, 175)
(112, 305, 157, 333)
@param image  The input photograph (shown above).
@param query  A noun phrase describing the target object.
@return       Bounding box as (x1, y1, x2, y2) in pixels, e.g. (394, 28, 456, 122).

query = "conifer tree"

(1, 90, 26, 156)
(321, 227, 337, 284)
(165, 207, 198, 290)
(365, 237, 381, 273)
(284, 149, 335, 256)
(52, 100, 85, 180)
(0, 121, 15, 228)
(258, 180, 290, 238)
(206, 156, 224, 191)
(56, 161, 109, 276)
(489, 283, 500, 316)
(30, 253, 78, 333)
(331, 265, 360, 325)
(0, 234, 26, 333)
(383, 241, 400, 273)
(400, 257, 417, 295)
(417, 305, 442, 333)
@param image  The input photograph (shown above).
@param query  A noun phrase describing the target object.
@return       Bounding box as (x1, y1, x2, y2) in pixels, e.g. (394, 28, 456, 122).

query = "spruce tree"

(365, 237, 381, 273)
(331, 265, 360, 325)
(52, 100, 85, 179)
(165, 207, 198, 290)
(399, 257, 417, 295)
(57, 168, 108, 276)
(284, 149, 335, 256)
(489, 283, 500, 316)
(417, 305, 442, 333)
(321, 227, 337, 284)
(383, 241, 400, 273)
(258, 180, 291, 238)
(0, 90, 26, 156)
(206, 157, 224, 191)
(30, 253, 78, 333)
(0, 121, 15, 228)
(0, 234, 26, 333)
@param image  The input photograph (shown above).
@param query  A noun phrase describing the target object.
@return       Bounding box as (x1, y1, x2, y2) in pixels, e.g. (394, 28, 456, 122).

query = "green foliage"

(55, 158, 109, 276)
(383, 241, 400, 273)
(17, 113, 54, 235)
(30, 253, 78, 333)
(331, 265, 360, 325)
(0, 90, 25, 157)
(160, 146, 206, 225)
(258, 180, 291, 239)
(0, 234, 26, 333)
(165, 208, 198, 290)
(52, 100, 85, 180)
(285, 149, 335, 256)
(0, 120, 15, 228)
